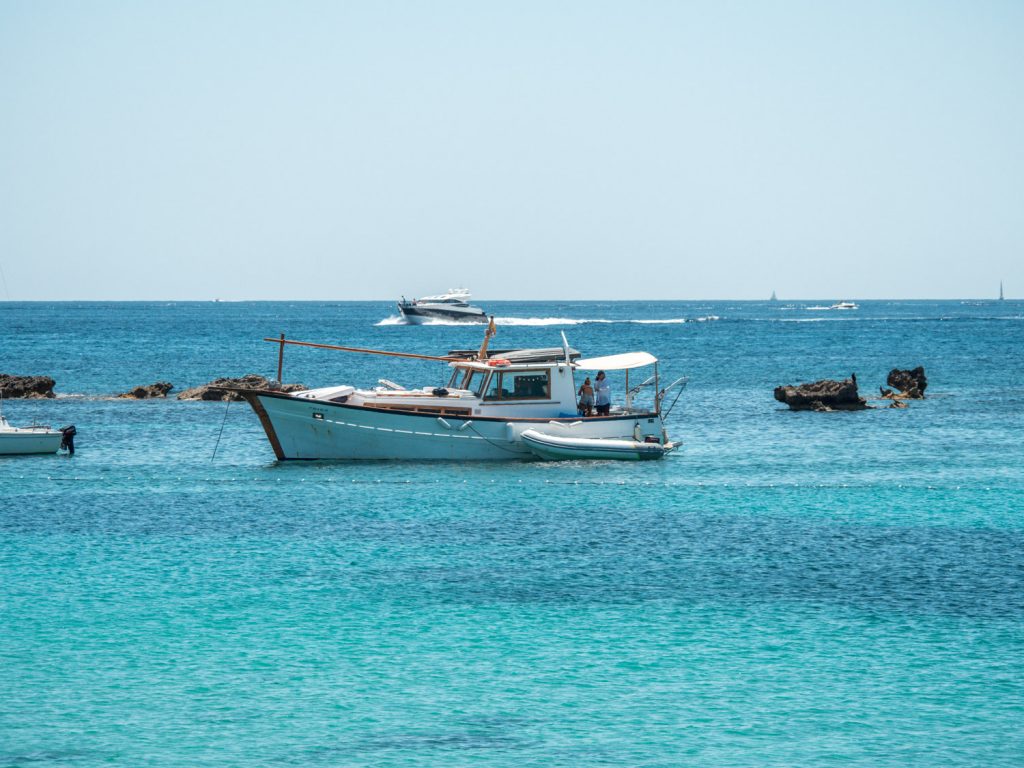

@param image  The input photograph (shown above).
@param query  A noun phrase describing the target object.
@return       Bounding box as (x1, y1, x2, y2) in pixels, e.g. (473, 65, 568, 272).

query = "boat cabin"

(291, 352, 661, 421)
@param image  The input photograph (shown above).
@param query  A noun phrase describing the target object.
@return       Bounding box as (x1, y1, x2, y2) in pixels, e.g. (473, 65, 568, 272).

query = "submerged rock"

(0, 374, 56, 399)
(773, 376, 867, 411)
(177, 374, 306, 402)
(885, 366, 927, 399)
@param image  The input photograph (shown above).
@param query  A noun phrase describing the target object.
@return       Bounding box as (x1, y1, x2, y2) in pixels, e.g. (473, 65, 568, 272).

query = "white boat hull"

(0, 430, 63, 455)
(398, 305, 487, 324)
(244, 391, 666, 461)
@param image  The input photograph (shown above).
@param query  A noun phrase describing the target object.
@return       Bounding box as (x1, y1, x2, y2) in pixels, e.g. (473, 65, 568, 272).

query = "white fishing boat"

(397, 288, 487, 324)
(830, 301, 859, 310)
(236, 323, 685, 461)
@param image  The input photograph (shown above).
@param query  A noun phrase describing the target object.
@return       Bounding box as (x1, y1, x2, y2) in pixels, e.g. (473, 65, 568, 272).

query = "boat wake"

(375, 315, 716, 327)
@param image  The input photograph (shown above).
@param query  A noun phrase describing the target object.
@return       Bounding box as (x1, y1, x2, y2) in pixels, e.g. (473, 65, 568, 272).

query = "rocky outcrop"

(774, 376, 867, 411)
(117, 382, 174, 399)
(883, 366, 927, 399)
(177, 374, 306, 402)
(0, 374, 56, 399)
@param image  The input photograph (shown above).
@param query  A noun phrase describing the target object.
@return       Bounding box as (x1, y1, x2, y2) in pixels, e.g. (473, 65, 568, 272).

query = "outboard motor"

(60, 425, 76, 455)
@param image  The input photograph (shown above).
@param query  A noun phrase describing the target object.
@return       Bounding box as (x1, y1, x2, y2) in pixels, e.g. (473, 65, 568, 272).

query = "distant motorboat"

(397, 288, 487, 324)
(830, 301, 859, 310)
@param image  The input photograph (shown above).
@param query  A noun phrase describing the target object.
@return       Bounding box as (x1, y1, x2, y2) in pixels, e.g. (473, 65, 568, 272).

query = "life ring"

(488, 358, 511, 367)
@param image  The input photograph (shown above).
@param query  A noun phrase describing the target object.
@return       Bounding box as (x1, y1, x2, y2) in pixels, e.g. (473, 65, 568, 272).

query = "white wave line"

(375, 315, 713, 327)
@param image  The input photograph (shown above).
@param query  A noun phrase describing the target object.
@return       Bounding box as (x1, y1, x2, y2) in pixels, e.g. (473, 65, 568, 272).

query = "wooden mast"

(476, 316, 497, 360)
(276, 333, 285, 382)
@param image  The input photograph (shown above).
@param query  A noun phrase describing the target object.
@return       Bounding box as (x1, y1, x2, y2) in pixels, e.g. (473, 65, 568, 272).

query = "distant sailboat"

(769, 290, 778, 302)
(999, 281, 1004, 301)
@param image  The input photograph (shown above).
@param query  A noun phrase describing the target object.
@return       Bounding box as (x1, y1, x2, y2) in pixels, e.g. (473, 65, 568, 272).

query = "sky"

(1, 1, 1021, 300)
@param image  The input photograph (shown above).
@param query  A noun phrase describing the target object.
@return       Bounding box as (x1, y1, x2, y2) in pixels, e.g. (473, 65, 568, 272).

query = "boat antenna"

(476, 316, 497, 360)
(560, 331, 571, 364)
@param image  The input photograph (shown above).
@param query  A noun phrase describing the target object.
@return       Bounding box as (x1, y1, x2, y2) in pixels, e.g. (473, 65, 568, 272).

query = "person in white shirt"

(594, 370, 611, 415)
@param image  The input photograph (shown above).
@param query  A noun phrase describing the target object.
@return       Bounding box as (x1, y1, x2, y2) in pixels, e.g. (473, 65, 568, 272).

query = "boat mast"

(476, 316, 497, 360)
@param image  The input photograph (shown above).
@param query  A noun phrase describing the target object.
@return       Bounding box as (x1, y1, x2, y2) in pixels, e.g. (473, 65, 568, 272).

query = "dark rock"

(177, 374, 305, 402)
(889, 400, 909, 409)
(117, 382, 174, 399)
(774, 377, 867, 411)
(886, 366, 927, 399)
(0, 374, 56, 399)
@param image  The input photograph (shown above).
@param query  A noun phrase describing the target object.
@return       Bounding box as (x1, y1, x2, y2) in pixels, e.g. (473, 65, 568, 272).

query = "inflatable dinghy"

(521, 428, 672, 461)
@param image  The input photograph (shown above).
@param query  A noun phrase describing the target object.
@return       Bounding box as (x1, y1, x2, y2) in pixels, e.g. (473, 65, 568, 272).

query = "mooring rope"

(210, 396, 231, 461)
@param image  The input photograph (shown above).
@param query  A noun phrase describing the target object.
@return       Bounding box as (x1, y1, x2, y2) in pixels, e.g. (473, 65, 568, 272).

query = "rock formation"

(0, 374, 56, 399)
(177, 374, 305, 402)
(773, 376, 867, 411)
(117, 382, 174, 399)
(884, 367, 927, 399)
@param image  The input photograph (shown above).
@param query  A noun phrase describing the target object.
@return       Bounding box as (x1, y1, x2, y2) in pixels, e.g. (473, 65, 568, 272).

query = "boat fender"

(487, 359, 511, 367)
(458, 421, 473, 431)
(505, 423, 516, 442)
(60, 425, 76, 455)
(633, 424, 642, 441)
(436, 417, 452, 430)
(432, 387, 449, 397)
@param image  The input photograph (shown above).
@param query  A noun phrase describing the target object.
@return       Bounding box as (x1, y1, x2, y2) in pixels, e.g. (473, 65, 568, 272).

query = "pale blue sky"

(1, 1, 1021, 300)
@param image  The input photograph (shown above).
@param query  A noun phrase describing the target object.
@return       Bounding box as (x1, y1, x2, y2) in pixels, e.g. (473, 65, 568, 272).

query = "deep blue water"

(2, 300, 1023, 767)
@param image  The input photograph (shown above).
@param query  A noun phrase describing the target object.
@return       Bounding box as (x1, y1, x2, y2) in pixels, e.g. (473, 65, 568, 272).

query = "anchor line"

(211, 397, 231, 461)
(466, 423, 524, 455)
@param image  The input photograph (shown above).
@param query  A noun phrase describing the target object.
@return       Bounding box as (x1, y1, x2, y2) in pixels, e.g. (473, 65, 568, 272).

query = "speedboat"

(397, 288, 487, 324)
(830, 301, 859, 310)
(235, 325, 685, 461)
(0, 413, 66, 455)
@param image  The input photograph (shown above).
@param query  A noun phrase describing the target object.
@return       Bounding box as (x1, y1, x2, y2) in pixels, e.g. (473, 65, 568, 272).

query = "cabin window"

(453, 368, 487, 395)
(454, 369, 489, 396)
(468, 370, 489, 397)
(482, 370, 551, 401)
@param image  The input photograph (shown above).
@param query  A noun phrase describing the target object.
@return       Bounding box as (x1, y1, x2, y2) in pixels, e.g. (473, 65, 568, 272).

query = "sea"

(1, 299, 1022, 767)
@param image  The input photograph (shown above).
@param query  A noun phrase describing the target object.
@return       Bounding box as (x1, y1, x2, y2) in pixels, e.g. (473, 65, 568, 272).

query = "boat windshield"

(450, 367, 489, 396)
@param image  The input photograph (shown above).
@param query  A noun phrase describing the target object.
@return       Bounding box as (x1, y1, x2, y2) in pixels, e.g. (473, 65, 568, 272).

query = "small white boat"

(521, 429, 672, 461)
(0, 414, 64, 455)
(830, 301, 859, 310)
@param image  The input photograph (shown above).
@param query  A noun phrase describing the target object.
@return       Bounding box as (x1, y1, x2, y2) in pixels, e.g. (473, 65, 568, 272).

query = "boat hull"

(0, 431, 63, 455)
(243, 391, 665, 461)
(397, 304, 487, 324)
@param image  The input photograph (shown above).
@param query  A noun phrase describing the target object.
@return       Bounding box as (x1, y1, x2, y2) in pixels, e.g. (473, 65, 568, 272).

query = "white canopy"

(574, 352, 657, 371)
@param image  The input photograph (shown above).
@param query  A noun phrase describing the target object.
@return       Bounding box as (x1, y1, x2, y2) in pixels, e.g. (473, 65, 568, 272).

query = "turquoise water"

(2, 300, 1022, 766)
